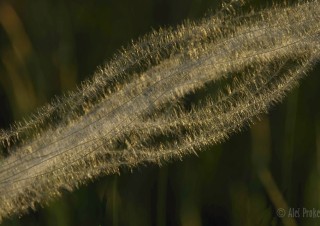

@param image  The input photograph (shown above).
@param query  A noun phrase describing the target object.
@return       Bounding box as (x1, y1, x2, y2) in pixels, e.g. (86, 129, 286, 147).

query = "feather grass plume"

(0, 0, 319, 222)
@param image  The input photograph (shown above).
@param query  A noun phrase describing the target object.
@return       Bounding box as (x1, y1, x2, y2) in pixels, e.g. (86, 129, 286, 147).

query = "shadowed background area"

(0, 0, 320, 225)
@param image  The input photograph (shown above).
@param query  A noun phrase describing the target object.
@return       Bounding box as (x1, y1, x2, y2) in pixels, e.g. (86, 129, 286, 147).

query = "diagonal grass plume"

(0, 0, 319, 222)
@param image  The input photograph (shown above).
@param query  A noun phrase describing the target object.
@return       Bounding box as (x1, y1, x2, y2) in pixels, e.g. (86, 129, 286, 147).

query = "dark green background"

(0, 0, 320, 225)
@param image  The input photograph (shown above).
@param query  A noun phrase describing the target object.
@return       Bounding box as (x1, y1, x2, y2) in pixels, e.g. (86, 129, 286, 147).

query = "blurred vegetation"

(0, 0, 320, 225)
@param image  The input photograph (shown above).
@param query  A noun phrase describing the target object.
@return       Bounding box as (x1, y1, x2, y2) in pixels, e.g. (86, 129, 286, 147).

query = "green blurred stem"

(112, 177, 118, 226)
(251, 117, 297, 226)
(282, 91, 299, 201)
(258, 169, 297, 226)
(157, 166, 168, 226)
